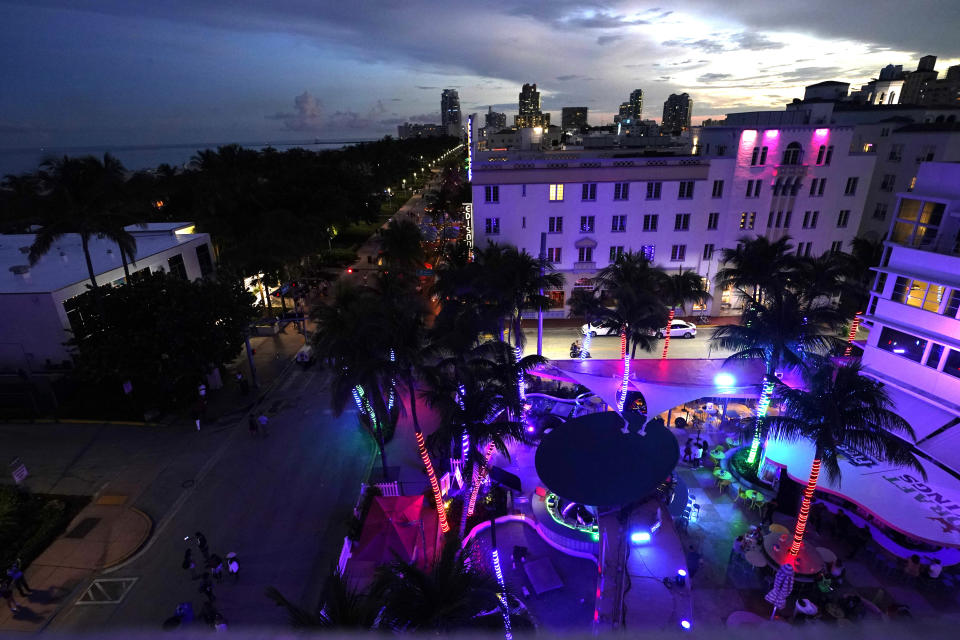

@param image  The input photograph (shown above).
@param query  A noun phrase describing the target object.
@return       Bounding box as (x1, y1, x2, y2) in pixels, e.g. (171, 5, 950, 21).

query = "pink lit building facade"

(471, 125, 874, 315)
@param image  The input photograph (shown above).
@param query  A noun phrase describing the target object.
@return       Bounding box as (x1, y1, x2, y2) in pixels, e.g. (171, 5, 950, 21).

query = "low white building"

(861, 162, 960, 472)
(471, 123, 874, 315)
(0, 222, 214, 372)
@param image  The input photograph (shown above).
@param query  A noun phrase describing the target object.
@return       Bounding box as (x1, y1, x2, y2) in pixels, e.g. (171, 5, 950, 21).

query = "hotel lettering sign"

(836, 442, 877, 468)
(884, 473, 960, 535)
(462, 203, 474, 249)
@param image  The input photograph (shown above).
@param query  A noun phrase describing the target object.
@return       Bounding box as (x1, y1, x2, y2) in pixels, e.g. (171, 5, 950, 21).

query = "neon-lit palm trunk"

(580, 329, 591, 361)
(790, 457, 821, 556)
(617, 330, 630, 412)
(409, 384, 449, 533)
(466, 442, 496, 519)
(746, 376, 775, 465)
(843, 312, 863, 357)
(661, 309, 675, 359)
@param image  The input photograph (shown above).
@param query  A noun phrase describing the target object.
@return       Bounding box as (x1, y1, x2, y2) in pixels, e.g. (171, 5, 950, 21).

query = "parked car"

(581, 323, 618, 337)
(658, 320, 697, 339)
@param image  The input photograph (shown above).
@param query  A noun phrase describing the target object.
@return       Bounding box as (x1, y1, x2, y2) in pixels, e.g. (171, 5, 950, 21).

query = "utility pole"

(537, 231, 547, 357)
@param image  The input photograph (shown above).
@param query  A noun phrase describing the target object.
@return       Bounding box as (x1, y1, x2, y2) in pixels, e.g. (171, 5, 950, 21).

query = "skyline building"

(515, 83, 550, 128)
(561, 107, 588, 132)
(662, 93, 692, 134)
(628, 89, 643, 121)
(485, 106, 507, 131)
(441, 89, 461, 132)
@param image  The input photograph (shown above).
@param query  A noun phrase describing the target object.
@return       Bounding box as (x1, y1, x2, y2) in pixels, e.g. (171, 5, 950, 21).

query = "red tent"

(353, 495, 426, 565)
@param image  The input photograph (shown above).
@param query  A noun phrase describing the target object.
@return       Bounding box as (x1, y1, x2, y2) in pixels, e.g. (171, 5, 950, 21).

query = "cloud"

(662, 38, 727, 54)
(404, 112, 441, 123)
(556, 74, 582, 81)
(697, 72, 733, 82)
(732, 32, 784, 50)
(415, 86, 438, 90)
(779, 66, 845, 81)
(266, 91, 324, 131)
(597, 35, 623, 46)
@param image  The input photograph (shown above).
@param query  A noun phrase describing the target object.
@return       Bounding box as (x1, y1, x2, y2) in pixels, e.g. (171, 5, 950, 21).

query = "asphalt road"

(521, 324, 733, 361)
(10, 364, 376, 632)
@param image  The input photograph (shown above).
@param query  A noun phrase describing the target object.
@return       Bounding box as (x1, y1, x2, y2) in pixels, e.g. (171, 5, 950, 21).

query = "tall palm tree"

(265, 567, 380, 630)
(763, 361, 924, 556)
(658, 268, 711, 359)
(28, 154, 137, 303)
(370, 535, 501, 632)
(714, 235, 798, 306)
(567, 287, 605, 360)
(378, 217, 425, 275)
(710, 291, 844, 465)
(594, 251, 668, 411)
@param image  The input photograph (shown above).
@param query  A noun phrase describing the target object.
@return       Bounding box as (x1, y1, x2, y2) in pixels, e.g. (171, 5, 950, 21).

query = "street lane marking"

(75, 577, 138, 605)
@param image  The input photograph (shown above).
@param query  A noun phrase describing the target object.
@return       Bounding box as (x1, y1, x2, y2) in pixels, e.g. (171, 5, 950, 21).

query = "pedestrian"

(682, 440, 693, 463)
(182, 548, 196, 577)
(213, 612, 228, 631)
(928, 558, 943, 579)
(198, 573, 216, 602)
(685, 545, 703, 578)
(257, 413, 269, 437)
(761, 499, 778, 527)
(236, 371, 249, 396)
(207, 553, 224, 583)
(195, 531, 210, 559)
(692, 442, 703, 469)
(0, 580, 20, 613)
(225, 552, 240, 582)
(6, 559, 31, 596)
(198, 382, 207, 399)
(248, 415, 259, 437)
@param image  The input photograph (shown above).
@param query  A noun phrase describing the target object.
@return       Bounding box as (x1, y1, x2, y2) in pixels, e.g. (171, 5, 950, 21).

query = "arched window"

(782, 142, 802, 165)
(888, 91, 896, 104)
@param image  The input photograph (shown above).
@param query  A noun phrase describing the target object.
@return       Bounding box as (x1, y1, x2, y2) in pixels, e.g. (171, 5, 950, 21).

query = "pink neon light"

(764, 130, 779, 138)
(814, 128, 829, 137)
(741, 129, 758, 142)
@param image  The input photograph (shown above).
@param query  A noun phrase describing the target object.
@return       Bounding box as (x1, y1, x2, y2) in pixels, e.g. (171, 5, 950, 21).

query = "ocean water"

(0, 139, 373, 177)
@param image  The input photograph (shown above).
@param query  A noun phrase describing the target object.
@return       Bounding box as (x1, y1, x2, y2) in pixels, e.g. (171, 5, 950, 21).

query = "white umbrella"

(764, 563, 795, 619)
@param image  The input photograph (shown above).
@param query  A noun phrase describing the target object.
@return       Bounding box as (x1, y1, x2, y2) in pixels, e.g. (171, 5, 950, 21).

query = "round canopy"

(534, 411, 679, 506)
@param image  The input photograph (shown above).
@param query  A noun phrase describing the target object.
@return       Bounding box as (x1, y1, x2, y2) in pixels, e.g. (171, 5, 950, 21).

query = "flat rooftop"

(0, 222, 205, 294)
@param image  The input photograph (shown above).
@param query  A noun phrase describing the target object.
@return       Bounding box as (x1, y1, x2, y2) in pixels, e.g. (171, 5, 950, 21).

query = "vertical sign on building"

(467, 115, 474, 182)
(462, 203, 473, 250)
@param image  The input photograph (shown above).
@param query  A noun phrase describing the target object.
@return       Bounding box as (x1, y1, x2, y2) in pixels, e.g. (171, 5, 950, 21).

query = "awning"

(765, 438, 960, 548)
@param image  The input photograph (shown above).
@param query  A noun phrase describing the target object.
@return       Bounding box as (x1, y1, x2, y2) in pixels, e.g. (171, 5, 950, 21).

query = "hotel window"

(873, 272, 887, 294)
(877, 326, 927, 363)
(880, 127, 890, 137)
(837, 209, 850, 228)
(945, 350, 960, 380)
(546, 247, 562, 263)
(578, 246, 594, 262)
(767, 211, 774, 228)
(873, 202, 888, 220)
(830, 240, 843, 253)
(670, 244, 686, 261)
(485, 218, 500, 234)
(772, 178, 782, 196)
(678, 181, 695, 199)
(816, 145, 826, 165)
(782, 142, 802, 165)
(614, 182, 630, 200)
(844, 177, 858, 195)
(868, 295, 879, 316)
(611, 215, 627, 232)
(739, 211, 756, 230)
(944, 289, 960, 318)
(643, 214, 659, 232)
(522, 216, 526, 228)
(802, 210, 819, 229)
(703, 243, 715, 260)
(674, 213, 690, 231)
(712, 180, 724, 198)
(522, 184, 527, 197)
(746, 180, 761, 198)
(646, 182, 662, 200)
(484, 185, 499, 203)
(790, 178, 802, 196)
(824, 146, 834, 165)
(888, 144, 903, 162)
(582, 183, 597, 201)
(925, 343, 945, 370)
(796, 242, 812, 257)
(548, 216, 564, 233)
(880, 174, 896, 192)
(809, 178, 826, 197)
(167, 254, 187, 280)
(783, 210, 793, 228)
(893, 277, 945, 312)
(609, 246, 625, 262)
(707, 212, 719, 230)
(196, 244, 213, 277)
(641, 244, 655, 260)
(920, 145, 936, 162)
(580, 215, 595, 233)
(750, 146, 768, 166)
(549, 184, 564, 201)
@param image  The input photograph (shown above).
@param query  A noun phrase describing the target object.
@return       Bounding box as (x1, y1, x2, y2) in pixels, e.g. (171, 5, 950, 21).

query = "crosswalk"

(275, 367, 319, 396)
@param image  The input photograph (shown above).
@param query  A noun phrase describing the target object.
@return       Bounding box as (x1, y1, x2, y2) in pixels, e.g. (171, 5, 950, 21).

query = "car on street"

(581, 320, 697, 338)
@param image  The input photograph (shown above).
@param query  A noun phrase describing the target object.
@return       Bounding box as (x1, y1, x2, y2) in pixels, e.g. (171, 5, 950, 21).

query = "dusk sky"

(2, 0, 960, 149)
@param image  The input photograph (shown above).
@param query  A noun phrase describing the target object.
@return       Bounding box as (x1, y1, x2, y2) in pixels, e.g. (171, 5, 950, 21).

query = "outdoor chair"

(735, 487, 750, 506)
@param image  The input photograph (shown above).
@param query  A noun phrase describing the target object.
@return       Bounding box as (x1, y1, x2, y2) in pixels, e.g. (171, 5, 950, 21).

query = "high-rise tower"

(441, 89, 462, 132)
(662, 93, 692, 135)
(515, 83, 550, 128)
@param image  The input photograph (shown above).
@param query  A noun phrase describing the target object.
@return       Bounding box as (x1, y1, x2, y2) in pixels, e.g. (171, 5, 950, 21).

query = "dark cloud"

(556, 74, 582, 81)
(732, 32, 784, 51)
(597, 35, 623, 46)
(415, 86, 438, 90)
(779, 66, 845, 81)
(662, 38, 727, 54)
(697, 72, 733, 82)
(266, 91, 323, 131)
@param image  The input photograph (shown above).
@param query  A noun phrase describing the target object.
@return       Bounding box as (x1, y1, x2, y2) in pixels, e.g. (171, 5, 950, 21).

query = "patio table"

(710, 450, 726, 465)
(762, 532, 824, 577)
(745, 550, 768, 568)
(768, 523, 789, 535)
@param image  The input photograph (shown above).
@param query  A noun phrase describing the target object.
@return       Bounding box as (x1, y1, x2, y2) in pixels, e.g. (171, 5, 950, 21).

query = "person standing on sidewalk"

(257, 413, 269, 437)
(6, 559, 31, 596)
(182, 548, 196, 578)
(1, 580, 20, 612)
(195, 531, 210, 560)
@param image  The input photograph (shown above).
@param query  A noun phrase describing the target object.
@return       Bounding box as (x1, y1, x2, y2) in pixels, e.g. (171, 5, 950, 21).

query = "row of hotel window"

(482, 209, 850, 235)
(482, 177, 859, 203)
(746, 143, 834, 167)
(542, 244, 707, 264)
(876, 326, 960, 379)
(871, 273, 960, 318)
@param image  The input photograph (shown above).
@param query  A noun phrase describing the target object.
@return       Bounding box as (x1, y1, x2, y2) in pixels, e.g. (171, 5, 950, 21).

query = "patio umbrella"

(352, 496, 425, 565)
(764, 563, 795, 619)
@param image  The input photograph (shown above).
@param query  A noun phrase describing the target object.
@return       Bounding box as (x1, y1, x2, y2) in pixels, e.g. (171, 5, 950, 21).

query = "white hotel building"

(471, 125, 874, 315)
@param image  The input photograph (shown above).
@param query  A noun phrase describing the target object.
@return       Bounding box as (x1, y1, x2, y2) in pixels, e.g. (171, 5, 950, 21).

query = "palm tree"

(763, 361, 924, 556)
(594, 251, 668, 411)
(658, 268, 711, 359)
(28, 154, 137, 303)
(567, 287, 605, 360)
(710, 291, 844, 465)
(714, 235, 798, 306)
(378, 217, 425, 274)
(266, 566, 380, 629)
(370, 534, 501, 632)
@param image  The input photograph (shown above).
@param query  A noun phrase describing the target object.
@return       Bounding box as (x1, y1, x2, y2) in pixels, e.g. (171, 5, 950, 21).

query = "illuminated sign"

(467, 116, 473, 182)
(462, 203, 474, 249)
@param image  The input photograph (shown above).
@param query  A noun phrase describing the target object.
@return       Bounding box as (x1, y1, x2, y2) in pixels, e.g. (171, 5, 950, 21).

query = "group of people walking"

(681, 438, 710, 468)
(174, 531, 238, 631)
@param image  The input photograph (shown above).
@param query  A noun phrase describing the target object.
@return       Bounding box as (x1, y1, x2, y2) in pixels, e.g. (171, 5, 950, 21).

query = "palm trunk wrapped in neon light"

(843, 312, 863, 357)
(617, 330, 629, 412)
(746, 377, 774, 465)
(388, 349, 396, 411)
(661, 309, 674, 359)
(789, 457, 821, 556)
(490, 518, 514, 640)
(515, 345, 525, 401)
(580, 328, 591, 361)
(408, 383, 449, 533)
(466, 442, 496, 518)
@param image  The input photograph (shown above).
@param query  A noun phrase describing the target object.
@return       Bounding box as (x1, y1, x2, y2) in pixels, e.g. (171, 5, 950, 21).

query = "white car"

(581, 320, 697, 338)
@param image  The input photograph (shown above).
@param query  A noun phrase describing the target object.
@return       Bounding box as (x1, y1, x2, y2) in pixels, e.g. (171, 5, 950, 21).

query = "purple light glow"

(526, 425, 535, 433)
(764, 129, 779, 138)
(815, 128, 829, 137)
(740, 129, 758, 143)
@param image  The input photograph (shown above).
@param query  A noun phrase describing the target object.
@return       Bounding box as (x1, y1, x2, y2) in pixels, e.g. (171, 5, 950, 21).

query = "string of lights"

(790, 458, 821, 556)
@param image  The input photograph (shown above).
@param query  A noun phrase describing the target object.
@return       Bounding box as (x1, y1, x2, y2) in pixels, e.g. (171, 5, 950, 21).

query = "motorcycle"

(570, 342, 591, 359)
